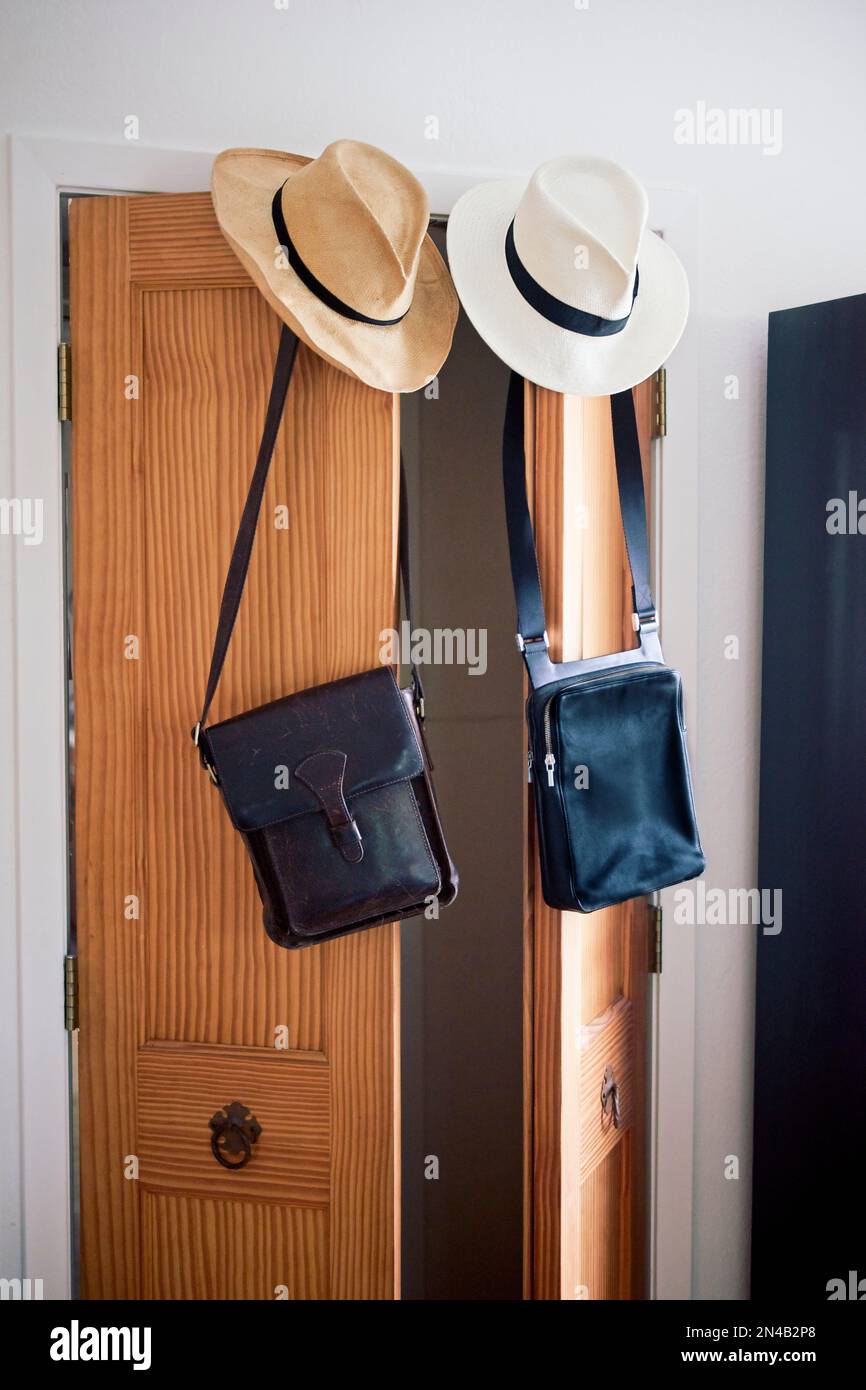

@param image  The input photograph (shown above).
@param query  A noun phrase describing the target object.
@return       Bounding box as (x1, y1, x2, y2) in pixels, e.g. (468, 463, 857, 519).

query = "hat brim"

(212, 148, 458, 394)
(446, 177, 689, 397)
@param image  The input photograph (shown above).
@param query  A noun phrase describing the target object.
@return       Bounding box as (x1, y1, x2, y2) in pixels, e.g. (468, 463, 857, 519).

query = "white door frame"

(4, 136, 215, 1300)
(2, 137, 698, 1300)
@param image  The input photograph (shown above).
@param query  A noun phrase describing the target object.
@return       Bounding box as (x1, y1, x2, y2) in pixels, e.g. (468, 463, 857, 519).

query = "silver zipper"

(676, 676, 686, 733)
(540, 663, 661, 787)
(527, 749, 534, 783)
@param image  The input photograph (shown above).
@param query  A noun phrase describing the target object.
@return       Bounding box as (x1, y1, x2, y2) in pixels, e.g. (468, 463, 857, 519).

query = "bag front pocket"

(250, 777, 442, 937)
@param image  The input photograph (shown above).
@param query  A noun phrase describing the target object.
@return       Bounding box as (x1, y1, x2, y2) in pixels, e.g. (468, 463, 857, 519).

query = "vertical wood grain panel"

(72, 196, 144, 1299)
(141, 287, 325, 1052)
(579, 1140, 629, 1301)
(142, 1193, 329, 1299)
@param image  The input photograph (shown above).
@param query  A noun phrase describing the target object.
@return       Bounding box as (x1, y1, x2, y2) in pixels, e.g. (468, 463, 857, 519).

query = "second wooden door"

(525, 380, 655, 1300)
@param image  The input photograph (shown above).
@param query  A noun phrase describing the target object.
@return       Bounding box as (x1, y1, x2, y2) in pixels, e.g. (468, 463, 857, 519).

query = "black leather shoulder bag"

(193, 325, 457, 949)
(503, 372, 704, 912)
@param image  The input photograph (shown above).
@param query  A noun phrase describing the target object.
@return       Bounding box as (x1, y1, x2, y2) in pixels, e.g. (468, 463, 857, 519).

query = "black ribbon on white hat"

(504, 219, 638, 337)
(271, 182, 409, 327)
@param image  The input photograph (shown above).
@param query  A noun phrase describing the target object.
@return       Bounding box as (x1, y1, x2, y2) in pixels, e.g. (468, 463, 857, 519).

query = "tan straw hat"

(212, 140, 458, 393)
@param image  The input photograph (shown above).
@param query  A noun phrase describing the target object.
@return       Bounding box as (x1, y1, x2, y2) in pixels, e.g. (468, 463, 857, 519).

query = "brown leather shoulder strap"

(196, 325, 299, 734)
(195, 324, 420, 740)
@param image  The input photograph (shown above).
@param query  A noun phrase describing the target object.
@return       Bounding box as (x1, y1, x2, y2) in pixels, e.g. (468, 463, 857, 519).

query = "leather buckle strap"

(294, 750, 364, 865)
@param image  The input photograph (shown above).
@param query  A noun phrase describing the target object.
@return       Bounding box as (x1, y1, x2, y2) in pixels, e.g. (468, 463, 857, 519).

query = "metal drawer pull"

(600, 1064, 621, 1130)
(209, 1100, 262, 1170)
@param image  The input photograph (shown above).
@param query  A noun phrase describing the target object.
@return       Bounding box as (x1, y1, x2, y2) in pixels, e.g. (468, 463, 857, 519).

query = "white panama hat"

(447, 155, 688, 397)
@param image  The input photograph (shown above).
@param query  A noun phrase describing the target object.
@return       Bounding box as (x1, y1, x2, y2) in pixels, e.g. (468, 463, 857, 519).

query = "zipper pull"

(544, 752, 556, 787)
(527, 749, 534, 783)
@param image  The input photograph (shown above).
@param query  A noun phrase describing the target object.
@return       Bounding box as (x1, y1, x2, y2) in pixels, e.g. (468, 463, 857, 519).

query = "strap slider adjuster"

(633, 610, 659, 635)
(516, 630, 549, 654)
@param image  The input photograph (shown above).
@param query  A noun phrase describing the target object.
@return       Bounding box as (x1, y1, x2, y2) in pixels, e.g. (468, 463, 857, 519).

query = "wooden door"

(71, 193, 400, 1300)
(524, 380, 655, 1300)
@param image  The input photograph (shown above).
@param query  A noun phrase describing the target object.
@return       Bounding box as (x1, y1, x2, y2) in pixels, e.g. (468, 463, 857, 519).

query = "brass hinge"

(57, 341, 71, 422)
(652, 366, 666, 439)
(648, 903, 663, 974)
(64, 953, 79, 1031)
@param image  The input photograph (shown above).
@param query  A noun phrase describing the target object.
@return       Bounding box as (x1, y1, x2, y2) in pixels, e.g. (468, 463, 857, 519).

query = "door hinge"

(652, 365, 666, 439)
(57, 341, 72, 422)
(64, 953, 79, 1031)
(648, 903, 663, 974)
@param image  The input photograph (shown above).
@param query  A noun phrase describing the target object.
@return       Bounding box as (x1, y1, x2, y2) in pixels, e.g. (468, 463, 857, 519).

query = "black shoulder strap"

(194, 324, 421, 743)
(502, 370, 657, 687)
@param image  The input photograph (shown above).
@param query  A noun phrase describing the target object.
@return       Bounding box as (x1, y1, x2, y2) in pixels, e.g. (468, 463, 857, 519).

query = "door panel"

(142, 1194, 329, 1300)
(578, 997, 635, 1182)
(525, 381, 653, 1300)
(136, 1045, 330, 1205)
(71, 192, 400, 1300)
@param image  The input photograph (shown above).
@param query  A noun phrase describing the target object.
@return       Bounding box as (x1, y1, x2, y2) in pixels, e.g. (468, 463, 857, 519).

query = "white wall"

(2, 0, 865, 1299)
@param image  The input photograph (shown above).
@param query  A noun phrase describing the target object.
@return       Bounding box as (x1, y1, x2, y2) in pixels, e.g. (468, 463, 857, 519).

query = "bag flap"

(202, 666, 424, 833)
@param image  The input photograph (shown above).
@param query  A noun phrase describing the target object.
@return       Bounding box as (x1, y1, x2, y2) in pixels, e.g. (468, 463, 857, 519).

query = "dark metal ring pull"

(209, 1100, 262, 1171)
(600, 1064, 621, 1131)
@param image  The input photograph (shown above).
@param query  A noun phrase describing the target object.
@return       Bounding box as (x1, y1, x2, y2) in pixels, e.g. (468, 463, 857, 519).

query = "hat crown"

(512, 156, 646, 321)
(280, 140, 429, 321)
